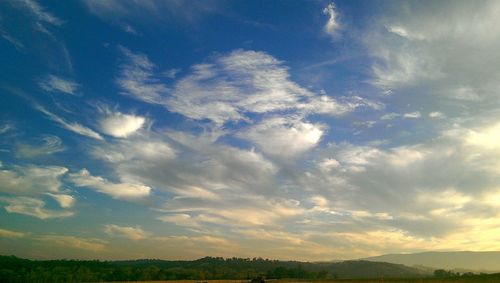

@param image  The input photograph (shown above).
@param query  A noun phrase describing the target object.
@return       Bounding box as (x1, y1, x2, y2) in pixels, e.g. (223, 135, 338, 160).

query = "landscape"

(3, 252, 500, 282)
(2, 0, 500, 282)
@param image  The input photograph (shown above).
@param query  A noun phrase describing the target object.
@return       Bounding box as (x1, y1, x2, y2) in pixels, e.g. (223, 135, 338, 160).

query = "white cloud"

(0, 164, 74, 219)
(0, 30, 24, 51)
(90, 126, 279, 216)
(126, 130, 279, 194)
(0, 123, 14, 135)
(15, 135, 65, 158)
(318, 143, 428, 175)
(117, 48, 373, 126)
(46, 193, 75, 209)
(295, 122, 500, 243)
(301, 95, 383, 116)
(323, 2, 340, 38)
(35, 105, 104, 140)
(429, 111, 445, 119)
(116, 46, 168, 104)
(104, 224, 151, 240)
(83, 0, 221, 27)
(69, 169, 151, 200)
(122, 24, 138, 35)
(301, 95, 350, 115)
(236, 228, 305, 245)
(98, 110, 146, 138)
(310, 195, 330, 208)
(351, 210, 394, 220)
(0, 228, 28, 238)
(318, 158, 340, 172)
(386, 25, 425, 41)
(36, 235, 106, 252)
(386, 146, 427, 167)
(331, 144, 382, 173)
(163, 68, 181, 79)
(368, 1, 500, 108)
(238, 117, 324, 157)
(0, 196, 74, 219)
(166, 49, 313, 125)
(0, 164, 68, 195)
(152, 235, 238, 258)
(371, 50, 438, 90)
(16, 0, 62, 26)
(39, 75, 79, 95)
(417, 189, 471, 213)
(464, 122, 500, 150)
(161, 196, 303, 228)
(380, 113, 400, 120)
(94, 130, 300, 230)
(157, 213, 200, 228)
(403, 111, 421, 119)
(481, 189, 500, 208)
(92, 135, 176, 163)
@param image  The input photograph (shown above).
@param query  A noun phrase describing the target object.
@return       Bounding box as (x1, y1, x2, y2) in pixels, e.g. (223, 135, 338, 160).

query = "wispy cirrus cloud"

(15, 135, 65, 158)
(0, 163, 75, 219)
(0, 228, 29, 238)
(1, 196, 74, 219)
(0, 123, 14, 135)
(0, 28, 25, 51)
(160, 195, 303, 228)
(116, 48, 380, 126)
(39, 75, 79, 95)
(69, 169, 152, 200)
(323, 2, 341, 38)
(116, 46, 168, 104)
(35, 235, 106, 252)
(0, 164, 68, 196)
(35, 105, 104, 140)
(91, 134, 176, 164)
(15, 0, 62, 26)
(368, 0, 500, 108)
(83, 0, 222, 27)
(4, 0, 63, 42)
(104, 224, 151, 240)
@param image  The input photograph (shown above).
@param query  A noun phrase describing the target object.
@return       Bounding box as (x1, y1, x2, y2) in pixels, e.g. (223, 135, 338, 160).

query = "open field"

(107, 278, 500, 283)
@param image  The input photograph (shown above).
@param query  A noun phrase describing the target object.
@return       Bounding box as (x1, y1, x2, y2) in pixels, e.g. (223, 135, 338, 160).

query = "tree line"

(0, 255, 329, 283)
(4, 254, 499, 283)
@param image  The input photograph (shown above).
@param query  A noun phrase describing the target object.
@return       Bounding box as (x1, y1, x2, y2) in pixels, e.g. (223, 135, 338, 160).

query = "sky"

(1, 0, 500, 261)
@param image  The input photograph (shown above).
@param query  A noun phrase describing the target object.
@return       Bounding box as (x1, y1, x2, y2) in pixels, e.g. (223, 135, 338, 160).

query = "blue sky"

(1, 0, 500, 260)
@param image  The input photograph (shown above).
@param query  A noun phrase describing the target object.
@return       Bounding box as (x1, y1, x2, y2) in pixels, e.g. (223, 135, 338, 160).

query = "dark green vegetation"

(0, 255, 422, 282)
(1, 255, 499, 283)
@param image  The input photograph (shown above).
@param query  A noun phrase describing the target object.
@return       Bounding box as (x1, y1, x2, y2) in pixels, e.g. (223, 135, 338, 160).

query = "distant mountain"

(319, 260, 429, 278)
(363, 251, 500, 272)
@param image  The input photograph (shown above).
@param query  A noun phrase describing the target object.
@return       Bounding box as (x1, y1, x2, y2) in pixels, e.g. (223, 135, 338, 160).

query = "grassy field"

(107, 279, 500, 283)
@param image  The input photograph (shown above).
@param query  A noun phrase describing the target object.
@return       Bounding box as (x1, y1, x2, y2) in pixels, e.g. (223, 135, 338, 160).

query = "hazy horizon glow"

(1, 0, 500, 261)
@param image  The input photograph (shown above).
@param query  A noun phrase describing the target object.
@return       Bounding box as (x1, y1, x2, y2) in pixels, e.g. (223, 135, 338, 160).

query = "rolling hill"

(363, 251, 500, 272)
